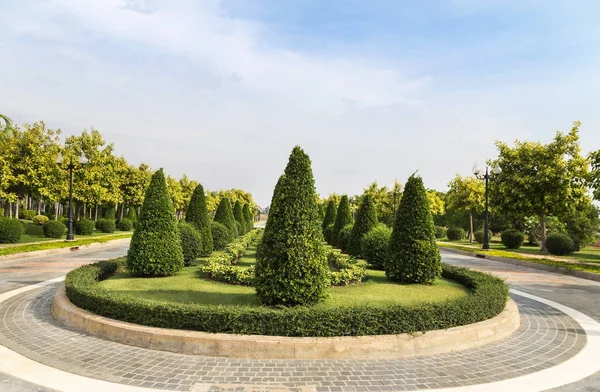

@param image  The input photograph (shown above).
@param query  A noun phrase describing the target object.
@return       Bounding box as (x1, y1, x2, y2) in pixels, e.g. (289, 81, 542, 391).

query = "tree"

(491, 122, 590, 251)
(255, 146, 329, 306)
(361, 180, 403, 226)
(213, 197, 238, 239)
(332, 195, 353, 247)
(232, 200, 245, 234)
(166, 175, 184, 220)
(126, 169, 184, 276)
(185, 184, 213, 256)
(386, 174, 441, 284)
(347, 194, 378, 257)
(590, 149, 600, 201)
(179, 174, 198, 217)
(445, 174, 485, 242)
(242, 203, 254, 233)
(0, 114, 13, 139)
(322, 199, 337, 232)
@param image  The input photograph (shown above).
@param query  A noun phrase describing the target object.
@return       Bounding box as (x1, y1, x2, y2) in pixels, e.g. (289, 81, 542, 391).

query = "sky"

(1, 0, 600, 206)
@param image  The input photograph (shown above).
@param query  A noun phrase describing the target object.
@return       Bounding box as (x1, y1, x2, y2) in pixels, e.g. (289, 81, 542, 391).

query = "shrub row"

(65, 261, 509, 337)
(201, 230, 261, 285)
(326, 249, 366, 286)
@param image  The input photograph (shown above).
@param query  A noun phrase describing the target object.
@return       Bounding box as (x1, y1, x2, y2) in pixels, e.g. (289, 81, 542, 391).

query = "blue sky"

(1, 0, 599, 206)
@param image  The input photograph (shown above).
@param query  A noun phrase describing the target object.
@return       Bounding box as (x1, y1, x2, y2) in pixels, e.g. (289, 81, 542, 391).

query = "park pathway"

(0, 242, 599, 392)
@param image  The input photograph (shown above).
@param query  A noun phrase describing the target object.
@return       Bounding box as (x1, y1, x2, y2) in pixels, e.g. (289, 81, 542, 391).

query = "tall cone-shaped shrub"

(348, 195, 378, 256)
(233, 200, 245, 234)
(332, 195, 353, 247)
(255, 146, 330, 306)
(322, 199, 337, 232)
(242, 203, 253, 233)
(127, 169, 184, 276)
(185, 184, 213, 256)
(213, 197, 238, 240)
(385, 174, 441, 284)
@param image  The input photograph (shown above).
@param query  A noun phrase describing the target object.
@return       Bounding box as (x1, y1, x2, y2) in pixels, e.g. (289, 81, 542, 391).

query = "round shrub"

(474, 230, 493, 244)
(20, 210, 37, 220)
(0, 218, 24, 243)
(210, 221, 230, 250)
(435, 226, 447, 239)
(32, 215, 49, 225)
(43, 220, 66, 238)
(116, 218, 134, 231)
(324, 223, 335, 244)
(185, 184, 213, 257)
(178, 222, 202, 266)
(361, 224, 392, 269)
(545, 233, 575, 256)
(96, 219, 116, 233)
(446, 227, 466, 241)
(337, 224, 353, 253)
(75, 219, 95, 235)
(348, 195, 378, 257)
(501, 230, 524, 249)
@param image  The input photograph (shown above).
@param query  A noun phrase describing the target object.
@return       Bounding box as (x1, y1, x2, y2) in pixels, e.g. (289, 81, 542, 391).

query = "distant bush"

(32, 215, 49, 225)
(501, 230, 524, 249)
(96, 219, 116, 233)
(75, 219, 95, 235)
(446, 227, 466, 241)
(474, 230, 493, 244)
(20, 210, 37, 220)
(210, 221, 230, 250)
(545, 233, 575, 256)
(324, 224, 335, 245)
(116, 218, 134, 232)
(435, 226, 447, 239)
(337, 224, 353, 253)
(178, 222, 202, 266)
(361, 224, 391, 270)
(0, 218, 24, 243)
(43, 220, 66, 238)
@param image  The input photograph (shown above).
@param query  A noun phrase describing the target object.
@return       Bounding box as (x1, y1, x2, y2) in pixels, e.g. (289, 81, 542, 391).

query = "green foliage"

(446, 227, 466, 241)
(32, 215, 49, 225)
(322, 200, 337, 232)
(435, 226, 447, 239)
(446, 174, 485, 241)
(501, 230, 524, 249)
(126, 207, 137, 221)
(184, 184, 213, 257)
(386, 174, 441, 284)
(332, 195, 353, 246)
(361, 180, 403, 226)
(103, 205, 116, 220)
(43, 220, 66, 238)
(255, 146, 330, 306)
(236, 221, 243, 237)
(66, 260, 508, 337)
(324, 223, 335, 244)
(210, 221, 230, 250)
(232, 200, 245, 234)
(116, 218, 133, 232)
(213, 197, 238, 240)
(348, 195, 378, 256)
(0, 218, 24, 243)
(126, 169, 184, 277)
(522, 215, 565, 246)
(178, 222, 202, 266)
(202, 230, 261, 285)
(20, 210, 37, 220)
(242, 203, 254, 234)
(96, 218, 116, 233)
(0, 233, 132, 256)
(75, 219, 95, 235)
(473, 230, 493, 245)
(545, 233, 575, 256)
(326, 249, 367, 286)
(361, 224, 392, 270)
(337, 224, 353, 253)
(561, 202, 599, 251)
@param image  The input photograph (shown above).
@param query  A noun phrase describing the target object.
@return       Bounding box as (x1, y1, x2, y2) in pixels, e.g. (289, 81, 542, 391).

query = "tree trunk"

(37, 200, 42, 215)
(95, 204, 99, 221)
(539, 212, 547, 251)
(120, 205, 124, 220)
(15, 198, 20, 219)
(469, 211, 474, 242)
(54, 202, 59, 220)
(115, 202, 119, 220)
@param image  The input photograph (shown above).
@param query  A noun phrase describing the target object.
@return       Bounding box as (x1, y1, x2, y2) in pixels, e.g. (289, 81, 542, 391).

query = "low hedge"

(446, 227, 466, 241)
(66, 259, 508, 337)
(116, 218, 134, 232)
(43, 220, 66, 238)
(96, 219, 116, 233)
(75, 219, 95, 235)
(0, 218, 24, 243)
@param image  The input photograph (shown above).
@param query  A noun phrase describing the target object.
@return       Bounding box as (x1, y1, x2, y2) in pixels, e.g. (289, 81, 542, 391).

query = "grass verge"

(0, 233, 132, 257)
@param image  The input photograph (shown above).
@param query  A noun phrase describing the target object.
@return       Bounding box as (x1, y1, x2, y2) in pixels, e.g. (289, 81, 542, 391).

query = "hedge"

(96, 218, 116, 233)
(446, 227, 466, 241)
(0, 218, 24, 243)
(65, 261, 508, 337)
(75, 219, 95, 235)
(43, 220, 66, 238)
(116, 218, 134, 232)
(501, 230, 524, 249)
(361, 224, 391, 270)
(210, 221, 230, 250)
(545, 233, 575, 256)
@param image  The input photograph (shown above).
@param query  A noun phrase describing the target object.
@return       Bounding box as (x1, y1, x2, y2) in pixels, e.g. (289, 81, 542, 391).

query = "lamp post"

(472, 163, 502, 250)
(56, 152, 89, 241)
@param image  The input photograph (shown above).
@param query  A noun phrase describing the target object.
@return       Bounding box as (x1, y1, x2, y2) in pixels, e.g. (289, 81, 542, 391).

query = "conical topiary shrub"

(332, 195, 353, 247)
(255, 146, 330, 306)
(213, 197, 238, 240)
(185, 184, 213, 256)
(322, 199, 337, 233)
(233, 200, 246, 234)
(126, 169, 184, 276)
(385, 174, 441, 284)
(243, 203, 254, 233)
(348, 195, 378, 257)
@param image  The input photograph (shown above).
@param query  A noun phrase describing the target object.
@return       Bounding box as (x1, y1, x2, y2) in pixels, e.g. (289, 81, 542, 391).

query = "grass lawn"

(0, 232, 133, 256)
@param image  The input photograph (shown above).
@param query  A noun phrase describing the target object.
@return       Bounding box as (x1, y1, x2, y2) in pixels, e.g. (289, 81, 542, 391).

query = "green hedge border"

(65, 258, 509, 337)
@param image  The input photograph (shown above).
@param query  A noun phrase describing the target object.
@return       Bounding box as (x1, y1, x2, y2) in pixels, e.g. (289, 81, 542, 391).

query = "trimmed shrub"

(233, 200, 246, 234)
(213, 197, 238, 240)
(210, 221, 230, 250)
(332, 195, 353, 247)
(337, 224, 353, 253)
(446, 227, 466, 241)
(474, 230, 493, 244)
(126, 168, 184, 277)
(386, 174, 441, 284)
(20, 210, 37, 220)
(0, 218, 24, 243)
(185, 184, 213, 257)
(361, 224, 391, 270)
(32, 215, 49, 225)
(236, 221, 244, 237)
(255, 146, 330, 306)
(243, 203, 254, 234)
(43, 220, 66, 238)
(96, 218, 116, 233)
(501, 229, 524, 249)
(324, 223, 335, 244)
(103, 205, 116, 220)
(178, 222, 202, 266)
(435, 226, 447, 239)
(322, 199, 337, 232)
(75, 219, 95, 235)
(348, 195, 378, 257)
(545, 233, 575, 256)
(116, 218, 134, 232)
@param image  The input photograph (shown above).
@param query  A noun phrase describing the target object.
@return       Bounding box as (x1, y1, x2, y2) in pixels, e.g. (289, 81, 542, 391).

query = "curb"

(0, 238, 131, 263)
(440, 247, 600, 283)
(51, 286, 520, 360)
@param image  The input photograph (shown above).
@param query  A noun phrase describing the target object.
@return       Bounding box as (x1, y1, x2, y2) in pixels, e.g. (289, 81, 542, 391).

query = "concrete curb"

(51, 286, 519, 360)
(0, 238, 131, 263)
(440, 247, 600, 283)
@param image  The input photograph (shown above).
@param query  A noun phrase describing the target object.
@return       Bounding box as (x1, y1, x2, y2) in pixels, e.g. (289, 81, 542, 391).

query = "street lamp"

(472, 163, 502, 250)
(56, 152, 89, 241)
